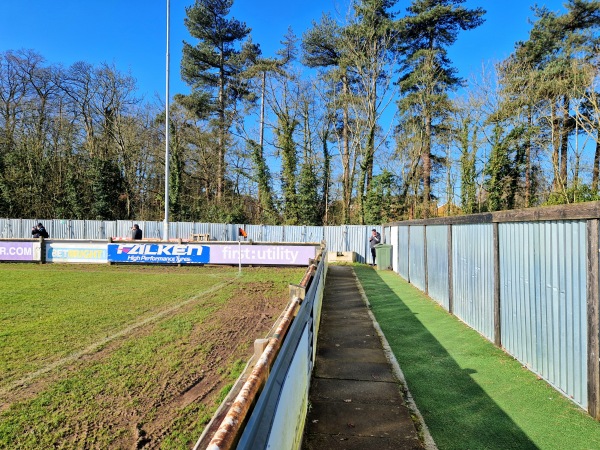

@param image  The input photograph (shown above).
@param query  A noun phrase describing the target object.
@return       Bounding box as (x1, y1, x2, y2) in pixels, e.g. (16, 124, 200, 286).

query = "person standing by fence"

(130, 224, 142, 240)
(369, 228, 380, 266)
(31, 223, 49, 238)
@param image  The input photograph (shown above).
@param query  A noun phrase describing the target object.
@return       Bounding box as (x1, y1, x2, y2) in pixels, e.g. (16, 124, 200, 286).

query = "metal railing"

(193, 248, 327, 449)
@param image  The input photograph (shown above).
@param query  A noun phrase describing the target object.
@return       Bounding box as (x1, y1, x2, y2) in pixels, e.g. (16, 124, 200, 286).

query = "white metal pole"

(238, 239, 242, 274)
(163, 0, 171, 241)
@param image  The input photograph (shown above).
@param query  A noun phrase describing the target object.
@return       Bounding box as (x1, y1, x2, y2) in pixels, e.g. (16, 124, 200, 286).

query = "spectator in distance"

(130, 224, 143, 240)
(369, 228, 381, 266)
(31, 223, 49, 239)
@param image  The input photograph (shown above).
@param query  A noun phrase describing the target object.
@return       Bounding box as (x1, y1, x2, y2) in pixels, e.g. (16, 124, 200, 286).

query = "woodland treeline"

(1, 0, 600, 225)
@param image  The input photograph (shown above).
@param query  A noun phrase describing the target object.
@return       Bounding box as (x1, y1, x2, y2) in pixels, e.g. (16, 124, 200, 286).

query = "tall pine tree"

(398, 0, 485, 217)
(180, 0, 252, 201)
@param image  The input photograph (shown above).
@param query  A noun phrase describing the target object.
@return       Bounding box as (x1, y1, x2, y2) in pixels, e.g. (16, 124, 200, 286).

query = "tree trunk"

(342, 74, 351, 223)
(593, 131, 600, 194)
(422, 113, 432, 218)
(258, 71, 266, 206)
(217, 49, 226, 201)
(551, 102, 560, 191)
(559, 95, 569, 192)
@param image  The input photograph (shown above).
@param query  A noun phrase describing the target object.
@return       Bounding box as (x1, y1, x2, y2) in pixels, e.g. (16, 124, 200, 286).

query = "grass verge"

(354, 266, 600, 450)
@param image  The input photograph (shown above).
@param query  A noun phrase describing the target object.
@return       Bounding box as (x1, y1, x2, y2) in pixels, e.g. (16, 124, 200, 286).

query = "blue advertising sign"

(108, 243, 209, 264)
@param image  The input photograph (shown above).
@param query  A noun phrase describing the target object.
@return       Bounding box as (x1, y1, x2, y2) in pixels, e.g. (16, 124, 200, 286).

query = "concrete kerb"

(352, 268, 438, 450)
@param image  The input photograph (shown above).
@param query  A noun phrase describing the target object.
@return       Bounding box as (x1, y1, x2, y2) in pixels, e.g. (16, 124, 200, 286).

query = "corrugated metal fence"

(387, 204, 600, 418)
(0, 218, 380, 263)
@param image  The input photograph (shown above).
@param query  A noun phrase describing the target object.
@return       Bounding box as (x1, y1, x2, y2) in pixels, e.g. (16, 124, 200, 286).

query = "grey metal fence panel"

(82, 220, 110, 239)
(324, 226, 347, 253)
(391, 226, 399, 273)
(500, 221, 587, 408)
(116, 220, 134, 239)
(427, 225, 450, 310)
(104, 221, 117, 239)
(284, 225, 323, 243)
(228, 223, 244, 241)
(409, 226, 425, 291)
(305, 226, 324, 243)
(48, 219, 71, 239)
(323, 225, 375, 263)
(70, 220, 83, 239)
(0, 219, 17, 238)
(243, 225, 283, 242)
(452, 224, 495, 341)
(176, 222, 195, 239)
(398, 226, 409, 280)
(284, 226, 305, 243)
(147, 221, 165, 239)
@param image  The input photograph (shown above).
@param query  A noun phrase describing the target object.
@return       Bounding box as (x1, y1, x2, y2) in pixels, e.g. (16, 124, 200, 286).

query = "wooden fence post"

(587, 219, 600, 419)
(424, 225, 428, 295)
(39, 236, 46, 264)
(493, 222, 501, 348)
(448, 224, 453, 315)
(407, 226, 411, 284)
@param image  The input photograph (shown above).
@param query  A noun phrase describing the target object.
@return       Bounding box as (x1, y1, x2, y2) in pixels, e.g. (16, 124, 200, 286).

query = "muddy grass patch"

(0, 265, 304, 448)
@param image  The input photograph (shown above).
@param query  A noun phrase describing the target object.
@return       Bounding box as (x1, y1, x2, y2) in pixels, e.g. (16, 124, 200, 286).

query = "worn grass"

(0, 263, 304, 448)
(0, 264, 236, 385)
(354, 266, 600, 450)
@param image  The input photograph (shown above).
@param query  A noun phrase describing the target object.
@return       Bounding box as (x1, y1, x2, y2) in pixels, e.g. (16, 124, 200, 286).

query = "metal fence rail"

(236, 250, 327, 449)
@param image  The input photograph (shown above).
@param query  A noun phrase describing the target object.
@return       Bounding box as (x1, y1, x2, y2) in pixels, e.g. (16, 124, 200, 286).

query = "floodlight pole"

(163, 0, 171, 242)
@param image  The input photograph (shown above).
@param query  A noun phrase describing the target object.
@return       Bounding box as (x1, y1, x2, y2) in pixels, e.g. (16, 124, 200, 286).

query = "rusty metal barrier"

(195, 249, 324, 450)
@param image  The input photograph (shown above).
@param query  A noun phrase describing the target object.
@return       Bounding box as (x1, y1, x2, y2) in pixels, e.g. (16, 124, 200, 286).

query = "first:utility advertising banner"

(108, 243, 210, 264)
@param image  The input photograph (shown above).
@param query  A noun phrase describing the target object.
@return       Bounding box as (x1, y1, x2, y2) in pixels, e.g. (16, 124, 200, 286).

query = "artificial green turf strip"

(354, 266, 600, 450)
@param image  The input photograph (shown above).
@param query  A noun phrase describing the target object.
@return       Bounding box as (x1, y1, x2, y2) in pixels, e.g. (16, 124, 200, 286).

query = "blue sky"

(1, 0, 570, 102)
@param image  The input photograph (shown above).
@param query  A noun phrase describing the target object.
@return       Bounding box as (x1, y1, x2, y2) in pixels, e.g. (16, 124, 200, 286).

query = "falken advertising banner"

(0, 241, 40, 261)
(209, 244, 316, 266)
(108, 243, 210, 264)
(46, 242, 107, 263)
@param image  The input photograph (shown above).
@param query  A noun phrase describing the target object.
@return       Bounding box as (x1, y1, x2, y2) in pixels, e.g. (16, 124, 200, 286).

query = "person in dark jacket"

(31, 223, 49, 238)
(130, 224, 143, 240)
(369, 228, 380, 265)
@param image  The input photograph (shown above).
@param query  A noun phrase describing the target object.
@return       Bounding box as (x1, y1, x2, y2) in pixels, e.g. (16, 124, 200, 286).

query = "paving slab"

(303, 433, 423, 450)
(302, 265, 424, 449)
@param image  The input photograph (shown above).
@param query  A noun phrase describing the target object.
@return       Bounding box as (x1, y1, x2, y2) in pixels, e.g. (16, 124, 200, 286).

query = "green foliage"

(544, 182, 600, 205)
(484, 124, 526, 212)
(459, 119, 478, 214)
(89, 157, 125, 220)
(180, 0, 253, 199)
(297, 153, 321, 225)
(398, 0, 485, 208)
(248, 139, 278, 223)
(364, 170, 395, 224)
(277, 114, 300, 224)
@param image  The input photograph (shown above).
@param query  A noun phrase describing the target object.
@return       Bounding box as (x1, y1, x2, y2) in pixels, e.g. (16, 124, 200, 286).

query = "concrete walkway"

(302, 265, 424, 449)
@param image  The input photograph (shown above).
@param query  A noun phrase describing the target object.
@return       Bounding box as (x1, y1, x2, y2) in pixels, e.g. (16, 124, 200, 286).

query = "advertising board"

(108, 243, 210, 264)
(209, 244, 316, 266)
(0, 242, 40, 261)
(46, 242, 108, 263)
